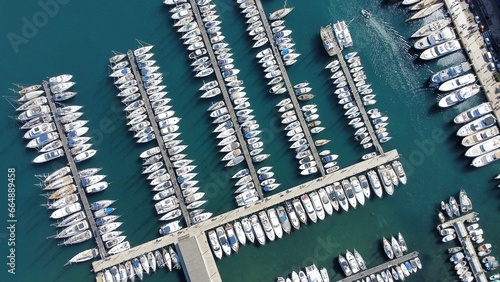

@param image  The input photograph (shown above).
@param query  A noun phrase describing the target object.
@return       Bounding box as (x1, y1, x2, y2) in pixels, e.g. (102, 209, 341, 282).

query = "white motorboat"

(50, 202, 81, 219)
(454, 102, 492, 124)
(33, 149, 65, 164)
(412, 18, 451, 38)
(300, 194, 317, 223)
(159, 220, 182, 236)
(367, 170, 383, 198)
(438, 84, 480, 108)
(465, 136, 500, 157)
(457, 114, 497, 137)
(414, 27, 455, 50)
(438, 73, 476, 92)
(420, 39, 461, 60)
(208, 230, 223, 259)
(350, 176, 365, 206)
(309, 191, 325, 221)
(462, 126, 499, 147)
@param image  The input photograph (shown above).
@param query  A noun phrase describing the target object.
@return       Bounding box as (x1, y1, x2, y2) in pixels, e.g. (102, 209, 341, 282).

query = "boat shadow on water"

(380, 0, 405, 7)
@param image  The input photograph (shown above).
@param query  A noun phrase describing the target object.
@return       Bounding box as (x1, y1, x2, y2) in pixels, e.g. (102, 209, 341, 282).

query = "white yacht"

(438, 73, 476, 91)
(453, 102, 492, 124)
(414, 27, 455, 50)
(420, 39, 461, 60)
(438, 84, 480, 108)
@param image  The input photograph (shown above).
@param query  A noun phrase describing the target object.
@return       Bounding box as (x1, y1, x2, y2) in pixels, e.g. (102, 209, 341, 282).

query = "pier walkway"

(176, 234, 222, 282)
(437, 211, 487, 282)
(330, 42, 384, 155)
(253, 0, 326, 176)
(437, 211, 478, 230)
(92, 149, 399, 273)
(126, 51, 192, 226)
(444, 0, 500, 127)
(42, 82, 107, 258)
(189, 0, 263, 199)
(336, 251, 419, 282)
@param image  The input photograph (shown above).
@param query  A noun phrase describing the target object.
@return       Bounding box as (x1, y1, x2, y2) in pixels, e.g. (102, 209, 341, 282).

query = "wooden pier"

(126, 51, 192, 226)
(253, 0, 326, 176)
(92, 149, 400, 273)
(336, 251, 420, 282)
(189, 0, 263, 199)
(330, 42, 385, 155)
(42, 82, 108, 258)
(437, 211, 487, 282)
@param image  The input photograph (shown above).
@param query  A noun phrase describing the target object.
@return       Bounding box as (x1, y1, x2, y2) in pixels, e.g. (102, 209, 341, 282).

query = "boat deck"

(189, 0, 263, 199)
(126, 51, 192, 226)
(42, 82, 108, 258)
(336, 251, 419, 282)
(330, 39, 384, 155)
(91, 149, 400, 273)
(444, 0, 500, 129)
(253, 0, 326, 176)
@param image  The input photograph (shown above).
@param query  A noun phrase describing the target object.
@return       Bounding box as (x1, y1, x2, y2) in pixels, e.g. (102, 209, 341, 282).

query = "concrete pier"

(126, 51, 192, 226)
(176, 234, 222, 282)
(444, 0, 500, 127)
(337, 251, 420, 282)
(253, 0, 326, 176)
(437, 211, 478, 230)
(189, 0, 263, 199)
(330, 42, 385, 155)
(92, 149, 400, 273)
(42, 82, 107, 258)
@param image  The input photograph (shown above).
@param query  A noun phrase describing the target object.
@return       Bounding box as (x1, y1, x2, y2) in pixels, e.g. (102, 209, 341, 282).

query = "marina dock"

(176, 234, 222, 282)
(126, 51, 192, 226)
(437, 211, 478, 230)
(336, 251, 420, 282)
(189, 0, 263, 199)
(42, 82, 108, 259)
(329, 41, 384, 155)
(437, 211, 487, 282)
(92, 149, 399, 273)
(253, 0, 326, 176)
(453, 221, 488, 282)
(444, 0, 500, 127)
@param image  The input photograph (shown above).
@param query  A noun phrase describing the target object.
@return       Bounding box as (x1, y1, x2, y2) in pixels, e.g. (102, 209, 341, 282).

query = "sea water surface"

(0, 0, 498, 281)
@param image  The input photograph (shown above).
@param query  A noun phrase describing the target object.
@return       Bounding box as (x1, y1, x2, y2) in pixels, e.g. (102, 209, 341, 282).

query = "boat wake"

(364, 16, 423, 93)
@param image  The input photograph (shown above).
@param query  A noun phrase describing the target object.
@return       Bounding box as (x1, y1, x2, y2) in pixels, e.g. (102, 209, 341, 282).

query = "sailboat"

(269, 0, 294, 20)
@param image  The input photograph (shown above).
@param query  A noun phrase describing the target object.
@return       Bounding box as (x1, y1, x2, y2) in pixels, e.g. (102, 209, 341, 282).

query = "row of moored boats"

(164, 0, 280, 205)
(327, 52, 393, 150)
(109, 47, 211, 233)
(96, 246, 181, 282)
(403, 0, 446, 22)
(207, 161, 406, 259)
(276, 264, 329, 282)
(413, 18, 500, 167)
(13, 78, 129, 260)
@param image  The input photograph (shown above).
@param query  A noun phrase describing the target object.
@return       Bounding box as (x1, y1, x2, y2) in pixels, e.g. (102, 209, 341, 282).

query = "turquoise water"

(0, 0, 498, 281)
